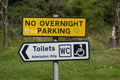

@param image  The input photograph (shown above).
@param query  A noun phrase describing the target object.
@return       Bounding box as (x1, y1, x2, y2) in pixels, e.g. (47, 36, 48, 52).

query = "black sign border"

(18, 40, 90, 62)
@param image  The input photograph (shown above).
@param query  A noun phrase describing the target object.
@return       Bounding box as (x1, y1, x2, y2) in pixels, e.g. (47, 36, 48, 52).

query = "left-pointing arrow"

(22, 45, 29, 59)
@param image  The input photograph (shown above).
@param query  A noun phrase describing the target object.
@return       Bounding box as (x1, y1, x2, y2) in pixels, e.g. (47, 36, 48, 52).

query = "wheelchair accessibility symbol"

(74, 44, 86, 57)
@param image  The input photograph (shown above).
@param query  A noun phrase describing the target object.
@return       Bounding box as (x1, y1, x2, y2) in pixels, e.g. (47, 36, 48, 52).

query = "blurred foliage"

(70, 0, 115, 32)
(0, 0, 116, 46)
(8, 0, 73, 24)
(7, 0, 115, 31)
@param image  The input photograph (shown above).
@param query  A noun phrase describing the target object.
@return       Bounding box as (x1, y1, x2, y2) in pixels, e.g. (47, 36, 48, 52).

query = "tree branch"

(0, 0, 7, 9)
(0, 11, 2, 15)
(0, 11, 5, 25)
(0, 0, 5, 25)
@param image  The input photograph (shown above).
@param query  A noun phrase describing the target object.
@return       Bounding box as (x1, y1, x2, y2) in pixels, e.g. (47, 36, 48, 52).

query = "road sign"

(19, 41, 89, 61)
(23, 18, 86, 37)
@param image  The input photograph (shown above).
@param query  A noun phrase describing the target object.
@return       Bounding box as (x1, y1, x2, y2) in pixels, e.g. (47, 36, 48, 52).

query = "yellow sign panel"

(23, 18, 86, 37)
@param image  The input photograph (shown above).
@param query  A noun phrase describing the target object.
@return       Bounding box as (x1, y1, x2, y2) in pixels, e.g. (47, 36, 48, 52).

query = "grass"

(0, 47, 53, 80)
(59, 49, 120, 80)
(0, 26, 120, 80)
(0, 44, 120, 80)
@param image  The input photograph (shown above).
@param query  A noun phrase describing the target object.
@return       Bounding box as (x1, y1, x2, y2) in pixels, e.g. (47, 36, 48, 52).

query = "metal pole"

(53, 36, 59, 80)
(53, 14, 59, 80)
(53, 61, 59, 80)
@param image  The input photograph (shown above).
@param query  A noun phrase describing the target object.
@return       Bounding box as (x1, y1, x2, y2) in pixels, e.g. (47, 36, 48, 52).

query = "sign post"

(53, 14, 59, 80)
(19, 16, 89, 80)
(53, 59, 58, 80)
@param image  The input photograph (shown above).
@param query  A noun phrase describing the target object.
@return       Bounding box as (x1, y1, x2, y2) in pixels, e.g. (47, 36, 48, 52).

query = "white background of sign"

(19, 41, 89, 61)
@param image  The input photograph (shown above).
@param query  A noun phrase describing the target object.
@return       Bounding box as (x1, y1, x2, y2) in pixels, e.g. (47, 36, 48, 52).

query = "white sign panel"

(19, 41, 89, 61)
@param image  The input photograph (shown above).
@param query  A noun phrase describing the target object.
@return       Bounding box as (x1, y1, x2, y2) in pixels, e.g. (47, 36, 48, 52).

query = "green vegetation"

(2, 0, 115, 45)
(0, 25, 120, 80)
(0, 42, 120, 80)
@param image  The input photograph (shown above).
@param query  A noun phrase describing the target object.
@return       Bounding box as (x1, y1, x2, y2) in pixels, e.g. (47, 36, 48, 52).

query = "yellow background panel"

(23, 18, 86, 37)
